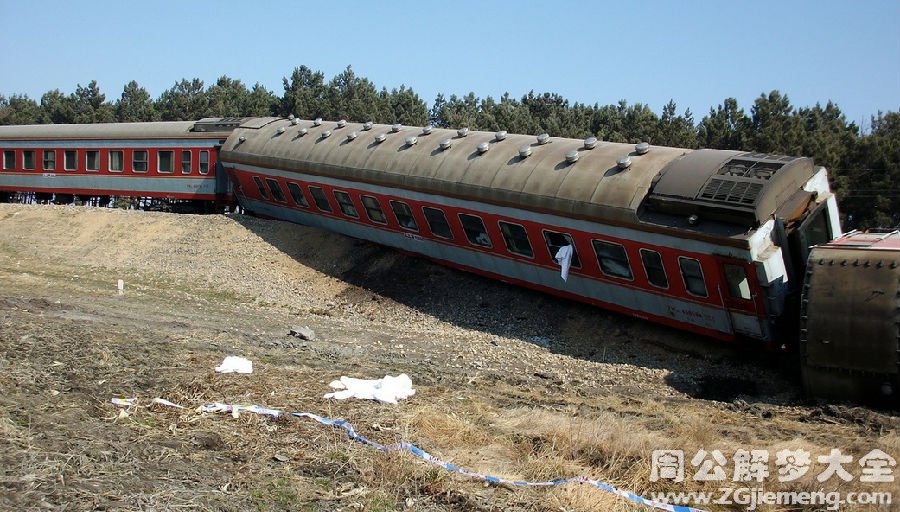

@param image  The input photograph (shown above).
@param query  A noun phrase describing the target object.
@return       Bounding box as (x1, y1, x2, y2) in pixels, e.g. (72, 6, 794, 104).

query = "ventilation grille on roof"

(699, 178, 765, 205)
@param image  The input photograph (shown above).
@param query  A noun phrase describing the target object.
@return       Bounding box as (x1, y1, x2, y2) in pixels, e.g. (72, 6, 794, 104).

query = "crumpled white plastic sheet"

(215, 356, 253, 374)
(324, 373, 415, 404)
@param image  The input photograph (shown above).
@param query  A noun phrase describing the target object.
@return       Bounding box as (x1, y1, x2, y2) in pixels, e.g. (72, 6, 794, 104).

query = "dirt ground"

(0, 203, 897, 511)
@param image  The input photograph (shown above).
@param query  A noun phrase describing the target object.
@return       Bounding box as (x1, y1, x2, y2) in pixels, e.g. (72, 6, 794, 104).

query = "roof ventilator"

(635, 142, 650, 155)
(617, 156, 632, 169)
(495, 130, 507, 141)
(565, 150, 579, 163)
(321, 130, 332, 138)
(584, 136, 598, 149)
(298, 128, 308, 136)
(537, 133, 550, 145)
(405, 136, 418, 146)
(276, 127, 286, 135)
(313, 118, 323, 126)
(347, 132, 357, 141)
(519, 145, 532, 158)
(375, 133, 387, 144)
(288, 114, 295, 120)
(422, 125, 433, 135)
(363, 121, 373, 131)
(337, 119, 347, 128)
(391, 124, 402, 133)
(476, 142, 490, 154)
(457, 127, 469, 137)
(290, 117, 299, 126)
(439, 138, 452, 150)
(238, 136, 246, 143)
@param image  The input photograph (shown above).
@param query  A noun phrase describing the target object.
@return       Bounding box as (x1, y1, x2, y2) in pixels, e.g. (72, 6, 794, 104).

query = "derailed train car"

(0, 116, 896, 402)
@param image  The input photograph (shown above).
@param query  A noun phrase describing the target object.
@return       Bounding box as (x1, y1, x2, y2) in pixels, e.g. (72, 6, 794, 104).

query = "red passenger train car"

(218, 117, 842, 347)
(0, 118, 239, 209)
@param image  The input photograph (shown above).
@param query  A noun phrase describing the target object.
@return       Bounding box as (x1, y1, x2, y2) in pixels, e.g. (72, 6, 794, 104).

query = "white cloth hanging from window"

(554, 245, 573, 282)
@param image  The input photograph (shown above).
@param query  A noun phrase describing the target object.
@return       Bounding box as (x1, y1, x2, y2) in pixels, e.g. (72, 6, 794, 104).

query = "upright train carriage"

(0, 119, 239, 210)
(0, 116, 896, 403)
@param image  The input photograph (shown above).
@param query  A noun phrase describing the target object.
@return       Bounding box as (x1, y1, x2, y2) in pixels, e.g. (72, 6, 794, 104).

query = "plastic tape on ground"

(112, 398, 706, 512)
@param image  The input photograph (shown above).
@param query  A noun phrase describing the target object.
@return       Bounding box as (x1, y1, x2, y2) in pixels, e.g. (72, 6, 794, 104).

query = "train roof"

(0, 118, 241, 140)
(221, 118, 822, 242)
(819, 230, 900, 251)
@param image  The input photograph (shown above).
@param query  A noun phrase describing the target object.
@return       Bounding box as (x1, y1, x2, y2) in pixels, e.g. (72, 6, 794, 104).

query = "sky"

(1, 1, 897, 127)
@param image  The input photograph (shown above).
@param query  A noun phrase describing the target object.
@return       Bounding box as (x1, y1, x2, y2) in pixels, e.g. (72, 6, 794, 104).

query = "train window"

(499, 221, 534, 258)
(252, 176, 270, 199)
(199, 151, 209, 174)
(360, 195, 387, 224)
(109, 151, 124, 172)
(85, 151, 99, 171)
(286, 182, 309, 208)
(333, 191, 359, 218)
(593, 240, 633, 279)
(64, 150, 77, 171)
(723, 263, 752, 300)
(23, 150, 35, 170)
(265, 178, 286, 202)
(132, 150, 148, 172)
(423, 207, 453, 239)
(43, 150, 56, 171)
(543, 230, 580, 267)
(459, 214, 492, 247)
(181, 150, 192, 174)
(678, 257, 708, 297)
(390, 201, 418, 230)
(157, 151, 174, 173)
(640, 249, 668, 288)
(3, 150, 15, 170)
(309, 186, 332, 212)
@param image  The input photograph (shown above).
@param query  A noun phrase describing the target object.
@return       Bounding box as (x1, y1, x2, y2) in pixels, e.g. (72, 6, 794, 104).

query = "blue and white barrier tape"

(113, 398, 706, 512)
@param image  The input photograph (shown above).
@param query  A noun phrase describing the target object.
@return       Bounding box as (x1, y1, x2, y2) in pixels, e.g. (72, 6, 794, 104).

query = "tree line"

(0, 65, 896, 229)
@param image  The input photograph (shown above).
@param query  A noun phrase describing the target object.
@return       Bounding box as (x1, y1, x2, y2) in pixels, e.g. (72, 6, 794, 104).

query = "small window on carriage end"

(390, 200, 418, 230)
(593, 240, 633, 279)
(64, 150, 77, 171)
(109, 151, 124, 172)
(85, 150, 99, 171)
(252, 176, 269, 199)
(360, 195, 386, 224)
(43, 150, 56, 171)
(286, 182, 309, 208)
(181, 150, 192, 174)
(543, 230, 580, 267)
(157, 150, 174, 173)
(724, 263, 752, 300)
(23, 150, 35, 170)
(132, 150, 148, 172)
(199, 150, 209, 174)
(265, 178, 286, 202)
(3, 150, 15, 170)
(309, 186, 332, 212)
(499, 221, 534, 258)
(679, 257, 708, 297)
(333, 190, 359, 218)
(640, 249, 668, 288)
(459, 213, 491, 247)
(423, 207, 453, 239)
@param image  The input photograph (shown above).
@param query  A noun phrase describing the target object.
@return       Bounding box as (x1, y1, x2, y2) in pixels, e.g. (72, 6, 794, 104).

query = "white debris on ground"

(214, 356, 253, 374)
(324, 373, 415, 404)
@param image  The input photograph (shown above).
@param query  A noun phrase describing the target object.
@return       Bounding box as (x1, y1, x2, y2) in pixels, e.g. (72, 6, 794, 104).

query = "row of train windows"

(2, 149, 210, 174)
(250, 175, 712, 297)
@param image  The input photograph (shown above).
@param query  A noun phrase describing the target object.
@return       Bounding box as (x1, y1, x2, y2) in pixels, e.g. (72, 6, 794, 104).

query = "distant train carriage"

(218, 117, 841, 347)
(0, 118, 240, 210)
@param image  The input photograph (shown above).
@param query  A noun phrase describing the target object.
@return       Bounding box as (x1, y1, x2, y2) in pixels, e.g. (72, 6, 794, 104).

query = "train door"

(717, 258, 765, 339)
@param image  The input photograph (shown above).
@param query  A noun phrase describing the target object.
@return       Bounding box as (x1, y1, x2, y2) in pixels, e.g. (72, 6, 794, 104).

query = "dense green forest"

(0, 65, 897, 229)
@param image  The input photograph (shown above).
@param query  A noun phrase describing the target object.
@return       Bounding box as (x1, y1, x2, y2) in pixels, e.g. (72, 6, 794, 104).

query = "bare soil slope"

(0, 204, 896, 511)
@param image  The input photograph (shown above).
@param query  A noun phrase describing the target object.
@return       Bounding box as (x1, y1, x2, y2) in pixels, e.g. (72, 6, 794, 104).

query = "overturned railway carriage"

(218, 118, 841, 347)
(0, 120, 237, 209)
